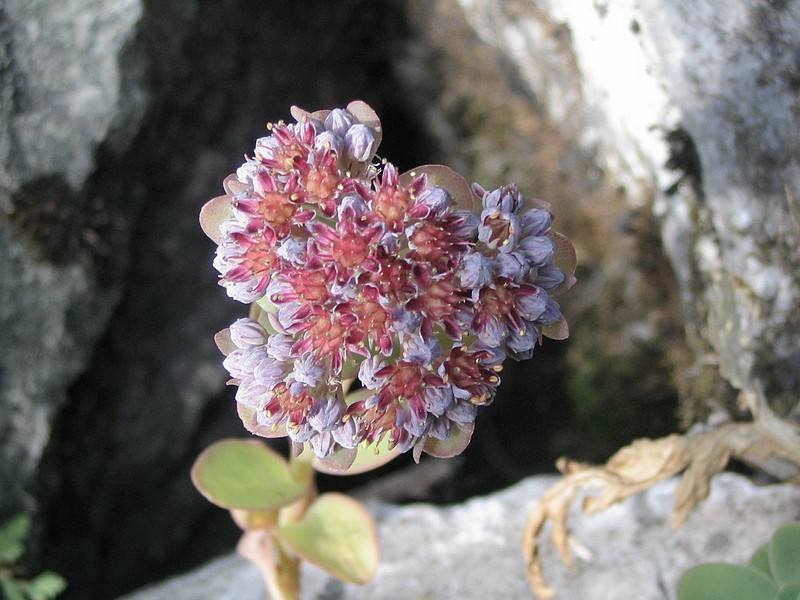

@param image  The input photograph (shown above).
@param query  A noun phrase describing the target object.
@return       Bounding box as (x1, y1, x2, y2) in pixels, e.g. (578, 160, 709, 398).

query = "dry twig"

(522, 385, 800, 599)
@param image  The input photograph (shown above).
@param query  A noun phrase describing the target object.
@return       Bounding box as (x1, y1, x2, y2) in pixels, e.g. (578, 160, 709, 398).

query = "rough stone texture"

(2, 2, 430, 598)
(2, 1, 799, 599)
(117, 473, 800, 600)
(0, 0, 146, 516)
(446, 0, 800, 417)
(400, 0, 686, 464)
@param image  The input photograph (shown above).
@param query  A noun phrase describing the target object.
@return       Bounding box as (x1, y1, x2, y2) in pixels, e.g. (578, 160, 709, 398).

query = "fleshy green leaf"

(191, 439, 306, 511)
(778, 583, 800, 600)
(309, 445, 358, 474)
(23, 572, 67, 600)
(199, 195, 231, 245)
(749, 542, 772, 579)
(677, 563, 777, 600)
(312, 436, 401, 476)
(0, 514, 30, 564)
(541, 314, 569, 341)
(770, 522, 800, 584)
(1, 579, 27, 600)
(415, 421, 475, 462)
(276, 493, 379, 585)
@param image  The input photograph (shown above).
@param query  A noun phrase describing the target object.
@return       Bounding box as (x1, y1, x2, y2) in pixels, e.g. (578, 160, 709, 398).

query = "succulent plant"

(677, 522, 800, 600)
(191, 438, 379, 600)
(0, 514, 66, 600)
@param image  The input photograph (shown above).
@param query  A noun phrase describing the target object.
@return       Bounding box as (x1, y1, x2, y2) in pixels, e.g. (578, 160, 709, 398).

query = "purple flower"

(495, 251, 529, 281)
(309, 431, 337, 458)
(478, 208, 521, 252)
(504, 322, 537, 361)
(203, 102, 575, 462)
(266, 333, 294, 361)
(229, 318, 269, 348)
(345, 124, 377, 162)
(358, 355, 387, 390)
(235, 376, 271, 409)
(314, 130, 344, 156)
(520, 208, 552, 237)
(292, 355, 328, 388)
(324, 108, 356, 135)
(533, 264, 566, 290)
(222, 346, 270, 380)
(458, 252, 495, 288)
(307, 394, 346, 433)
(518, 235, 554, 267)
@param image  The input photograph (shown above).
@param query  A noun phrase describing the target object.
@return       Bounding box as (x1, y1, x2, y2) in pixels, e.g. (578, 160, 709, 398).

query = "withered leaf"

(522, 408, 800, 599)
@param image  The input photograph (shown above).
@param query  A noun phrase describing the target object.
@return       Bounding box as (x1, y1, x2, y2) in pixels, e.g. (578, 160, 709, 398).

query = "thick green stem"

(269, 539, 302, 600)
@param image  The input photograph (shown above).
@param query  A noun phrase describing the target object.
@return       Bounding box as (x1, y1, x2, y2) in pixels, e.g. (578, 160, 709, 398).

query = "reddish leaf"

(415, 422, 475, 462)
(541, 315, 570, 340)
(214, 328, 236, 356)
(400, 165, 478, 212)
(550, 232, 577, 275)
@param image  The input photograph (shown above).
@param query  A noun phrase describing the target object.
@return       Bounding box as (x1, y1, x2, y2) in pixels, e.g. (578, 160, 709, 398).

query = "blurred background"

(4, 1, 798, 598)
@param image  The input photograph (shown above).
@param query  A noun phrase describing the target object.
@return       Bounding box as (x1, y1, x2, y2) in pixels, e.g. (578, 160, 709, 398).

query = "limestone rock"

(446, 0, 800, 415)
(117, 473, 800, 600)
(4, 1, 799, 598)
(0, 0, 146, 516)
(2, 3, 429, 598)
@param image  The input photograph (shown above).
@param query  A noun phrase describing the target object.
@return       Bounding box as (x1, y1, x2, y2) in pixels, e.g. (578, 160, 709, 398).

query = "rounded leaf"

(214, 328, 236, 356)
(778, 583, 800, 600)
(191, 439, 305, 511)
(749, 542, 772, 579)
(677, 563, 776, 600)
(26, 571, 68, 600)
(346, 100, 383, 149)
(310, 445, 358, 474)
(770, 522, 800, 584)
(541, 314, 570, 341)
(414, 421, 475, 462)
(199, 195, 231, 244)
(400, 165, 478, 212)
(238, 404, 288, 439)
(313, 436, 402, 476)
(1, 579, 26, 600)
(0, 514, 31, 564)
(276, 493, 379, 585)
(549, 231, 577, 278)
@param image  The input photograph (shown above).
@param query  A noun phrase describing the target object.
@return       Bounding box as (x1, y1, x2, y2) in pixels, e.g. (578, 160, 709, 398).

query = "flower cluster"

(202, 101, 575, 467)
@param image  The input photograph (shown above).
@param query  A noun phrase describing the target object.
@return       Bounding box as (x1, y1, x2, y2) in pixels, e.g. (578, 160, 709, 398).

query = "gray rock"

(4, 1, 799, 598)
(0, 0, 146, 516)
(5, 3, 433, 598)
(118, 472, 800, 600)
(450, 0, 800, 413)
